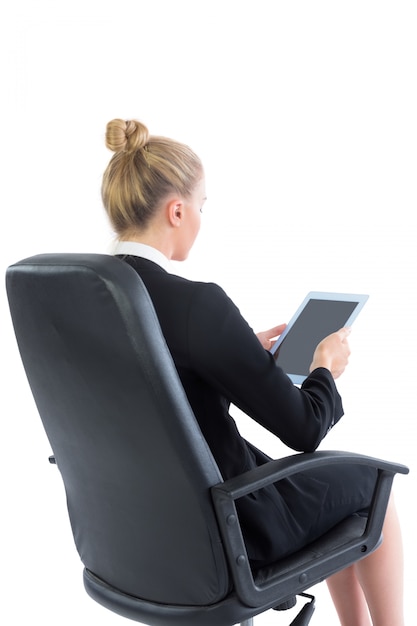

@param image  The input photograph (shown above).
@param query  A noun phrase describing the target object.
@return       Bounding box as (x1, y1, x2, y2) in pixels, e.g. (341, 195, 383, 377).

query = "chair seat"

(254, 514, 370, 587)
(83, 514, 371, 626)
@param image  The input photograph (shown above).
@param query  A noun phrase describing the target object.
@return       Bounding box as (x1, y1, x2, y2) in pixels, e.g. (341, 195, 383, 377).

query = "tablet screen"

(270, 292, 368, 384)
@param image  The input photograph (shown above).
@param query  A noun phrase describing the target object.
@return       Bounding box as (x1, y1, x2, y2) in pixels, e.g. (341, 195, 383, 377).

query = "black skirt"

(236, 443, 378, 568)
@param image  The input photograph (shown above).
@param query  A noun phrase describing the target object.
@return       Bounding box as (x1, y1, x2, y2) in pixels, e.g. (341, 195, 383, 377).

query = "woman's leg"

(355, 495, 404, 625)
(327, 496, 404, 626)
(327, 565, 371, 626)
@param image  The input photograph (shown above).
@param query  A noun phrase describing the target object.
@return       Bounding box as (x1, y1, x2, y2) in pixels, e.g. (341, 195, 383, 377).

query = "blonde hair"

(102, 119, 203, 235)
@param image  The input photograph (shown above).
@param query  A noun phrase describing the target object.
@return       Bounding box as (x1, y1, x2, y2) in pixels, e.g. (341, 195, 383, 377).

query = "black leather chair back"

(6, 253, 230, 606)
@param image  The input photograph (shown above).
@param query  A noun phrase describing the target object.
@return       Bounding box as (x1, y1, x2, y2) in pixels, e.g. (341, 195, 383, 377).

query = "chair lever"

(48, 455, 56, 464)
(289, 593, 315, 626)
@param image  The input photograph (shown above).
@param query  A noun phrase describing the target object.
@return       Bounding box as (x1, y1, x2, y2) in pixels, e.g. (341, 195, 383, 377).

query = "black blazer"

(120, 255, 344, 564)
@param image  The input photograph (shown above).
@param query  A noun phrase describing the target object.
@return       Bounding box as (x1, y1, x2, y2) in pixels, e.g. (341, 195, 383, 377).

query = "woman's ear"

(167, 198, 184, 227)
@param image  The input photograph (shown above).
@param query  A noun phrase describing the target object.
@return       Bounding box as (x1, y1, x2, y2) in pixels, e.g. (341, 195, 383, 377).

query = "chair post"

(240, 619, 253, 626)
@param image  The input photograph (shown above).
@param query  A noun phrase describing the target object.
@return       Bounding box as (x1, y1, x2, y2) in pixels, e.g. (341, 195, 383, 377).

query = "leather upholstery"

(6, 254, 229, 605)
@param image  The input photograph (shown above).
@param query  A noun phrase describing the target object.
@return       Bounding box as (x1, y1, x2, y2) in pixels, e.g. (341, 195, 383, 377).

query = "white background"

(1, 1, 416, 624)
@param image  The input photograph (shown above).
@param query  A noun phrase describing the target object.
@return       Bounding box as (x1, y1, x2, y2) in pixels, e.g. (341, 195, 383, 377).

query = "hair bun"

(105, 118, 150, 153)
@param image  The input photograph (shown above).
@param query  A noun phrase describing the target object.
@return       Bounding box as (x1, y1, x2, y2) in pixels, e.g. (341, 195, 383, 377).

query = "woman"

(101, 118, 404, 626)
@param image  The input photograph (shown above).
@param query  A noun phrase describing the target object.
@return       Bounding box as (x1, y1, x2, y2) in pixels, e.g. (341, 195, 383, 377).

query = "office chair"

(6, 253, 408, 626)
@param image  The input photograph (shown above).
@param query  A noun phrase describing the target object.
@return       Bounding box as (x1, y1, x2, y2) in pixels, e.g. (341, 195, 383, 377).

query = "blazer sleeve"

(186, 281, 344, 453)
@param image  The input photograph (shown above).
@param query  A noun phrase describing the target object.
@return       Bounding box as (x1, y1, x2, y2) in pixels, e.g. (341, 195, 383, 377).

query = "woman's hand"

(310, 327, 351, 379)
(256, 324, 287, 351)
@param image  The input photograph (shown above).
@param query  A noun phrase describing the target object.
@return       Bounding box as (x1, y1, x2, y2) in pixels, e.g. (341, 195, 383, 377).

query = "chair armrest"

(211, 450, 408, 608)
(213, 450, 408, 500)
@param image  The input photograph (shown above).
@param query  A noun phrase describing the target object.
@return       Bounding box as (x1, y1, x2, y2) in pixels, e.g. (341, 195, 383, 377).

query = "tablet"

(270, 292, 369, 384)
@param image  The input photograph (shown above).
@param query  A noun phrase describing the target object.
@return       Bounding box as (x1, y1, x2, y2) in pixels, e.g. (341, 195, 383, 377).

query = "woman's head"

(102, 119, 204, 239)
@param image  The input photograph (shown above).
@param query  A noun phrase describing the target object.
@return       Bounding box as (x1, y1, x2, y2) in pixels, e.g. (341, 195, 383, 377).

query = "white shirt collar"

(112, 241, 171, 272)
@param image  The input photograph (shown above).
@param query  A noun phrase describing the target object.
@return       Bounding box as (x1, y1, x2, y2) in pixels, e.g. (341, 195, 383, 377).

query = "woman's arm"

(188, 282, 344, 453)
